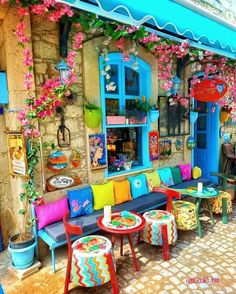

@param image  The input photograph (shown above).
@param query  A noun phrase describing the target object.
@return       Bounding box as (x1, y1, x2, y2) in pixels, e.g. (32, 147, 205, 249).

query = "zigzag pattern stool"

(71, 235, 116, 288)
(171, 200, 197, 230)
(142, 210, 177, 260)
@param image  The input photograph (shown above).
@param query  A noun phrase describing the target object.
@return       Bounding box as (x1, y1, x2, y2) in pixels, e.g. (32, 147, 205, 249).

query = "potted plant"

(190, 109, 199, 124)
(8, 141, 41, 269)
(220, 105, 232, 123)
(106, 109, 126, 125)
(84, 101, 102, 128)
(149, 103, 160, 123)
(127, 96, 152, 124)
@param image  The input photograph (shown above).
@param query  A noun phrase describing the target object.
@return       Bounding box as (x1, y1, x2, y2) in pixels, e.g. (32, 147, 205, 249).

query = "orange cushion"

(113, 180, 132, 204)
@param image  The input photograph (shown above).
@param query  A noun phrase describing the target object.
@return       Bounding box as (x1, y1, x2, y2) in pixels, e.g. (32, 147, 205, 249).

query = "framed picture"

(149, 131, 159, 161)
(160, 139, 172, 159)
(158, 96, 190, 137)
(6, 129, 28, 177)
(89, 134, 107, 171)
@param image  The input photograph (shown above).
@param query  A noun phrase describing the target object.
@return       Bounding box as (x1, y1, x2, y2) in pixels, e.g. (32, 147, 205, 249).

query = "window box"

(106, 116, 126, 125)
(129, 116, 147, 124)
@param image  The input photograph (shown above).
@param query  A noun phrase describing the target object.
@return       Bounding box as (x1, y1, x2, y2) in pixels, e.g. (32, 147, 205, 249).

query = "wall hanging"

(71, 150, 81, 168)
(159, 139, 172, 159)
(46, 175, 81, 192)
(56, 107, 71, 147)
(89, 134, 107, 171)
(6, 129, 28, 177)
(175, 139, 182, 151)
(47, 150, 68, 172)
(158, 96, 190, 137)
(187, 136, 196, 149)
(149, 131, 159, 161)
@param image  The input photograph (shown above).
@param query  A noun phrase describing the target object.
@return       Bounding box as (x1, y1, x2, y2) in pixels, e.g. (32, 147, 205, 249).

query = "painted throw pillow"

(170, 166, 182, 185)
(91, 181, 115, 210)
(128, 174, 149, 199)
(144, 171, 161, 192)
(179, 163, 192, 181)
(158, 167, 174, 187)
(67, 186, 94, 218)
(192, 166, 202, 179)
(113, 180, 132, 204)
(35, 197, 69, 230)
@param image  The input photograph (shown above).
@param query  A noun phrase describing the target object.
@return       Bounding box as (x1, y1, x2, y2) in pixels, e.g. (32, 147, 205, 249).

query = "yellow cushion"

(144, 171, 161, 192)
(91, 181, 115, 210)
(192, 166, 202, 179)
(113, 180, 132, 204)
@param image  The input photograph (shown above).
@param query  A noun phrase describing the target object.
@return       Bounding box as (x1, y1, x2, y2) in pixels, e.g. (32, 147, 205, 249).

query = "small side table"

(97, 211, 146, 272)
(142, 210, 177, 260)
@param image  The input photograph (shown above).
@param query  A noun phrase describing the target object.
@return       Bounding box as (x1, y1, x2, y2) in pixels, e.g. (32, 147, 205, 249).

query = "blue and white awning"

(57, 0, 236, 58)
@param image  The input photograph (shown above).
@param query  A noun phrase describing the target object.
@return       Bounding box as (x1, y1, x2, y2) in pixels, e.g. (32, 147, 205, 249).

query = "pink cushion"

(35, 197, 69, 230)
(178, 163, 192, 181)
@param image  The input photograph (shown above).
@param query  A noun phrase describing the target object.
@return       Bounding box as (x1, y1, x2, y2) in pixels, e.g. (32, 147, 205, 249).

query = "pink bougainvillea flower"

(23, 48, 33, 67)
(17, 7, 29, 16)
(31, 4, 47, 15)
(73, 32, 84, 50)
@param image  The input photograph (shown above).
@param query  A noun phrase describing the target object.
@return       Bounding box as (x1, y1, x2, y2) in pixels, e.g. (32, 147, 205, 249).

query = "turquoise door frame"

(194, 102, 220, 182)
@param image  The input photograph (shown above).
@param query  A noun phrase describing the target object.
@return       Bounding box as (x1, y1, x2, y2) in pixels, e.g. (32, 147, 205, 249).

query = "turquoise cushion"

(158, 167, 174, 187)
(68, 187, 94, 218)
(128, 174, 149, 199)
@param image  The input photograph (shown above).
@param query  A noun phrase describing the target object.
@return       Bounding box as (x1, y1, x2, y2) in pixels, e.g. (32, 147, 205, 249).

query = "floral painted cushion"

(128, 174, 149, 199)
(179, 163, 192, 181)
(158, 167, 174, 187)
(68, 187, 94, 218)
(144, 171, 161, 192)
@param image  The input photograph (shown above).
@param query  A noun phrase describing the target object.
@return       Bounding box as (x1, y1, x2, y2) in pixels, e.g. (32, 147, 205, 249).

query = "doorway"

(194, 101, 220, 181)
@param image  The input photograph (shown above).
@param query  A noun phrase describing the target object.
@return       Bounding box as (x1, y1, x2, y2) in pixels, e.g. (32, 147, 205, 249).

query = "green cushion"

(170, 166, 182, 185)
(91, 181, 115, 210)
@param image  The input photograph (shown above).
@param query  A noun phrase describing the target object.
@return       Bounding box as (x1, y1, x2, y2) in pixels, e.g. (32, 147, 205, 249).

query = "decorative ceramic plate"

(102, 211, 142, 230)
(73, 235, 110, 255)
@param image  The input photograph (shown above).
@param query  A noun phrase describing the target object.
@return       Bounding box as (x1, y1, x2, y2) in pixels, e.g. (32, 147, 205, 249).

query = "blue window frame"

(99, 53, 151, 177)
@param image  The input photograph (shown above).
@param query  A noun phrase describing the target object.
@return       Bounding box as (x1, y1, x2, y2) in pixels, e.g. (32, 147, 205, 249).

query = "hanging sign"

(46, 175, 82, 191)
(6, 129, 28, 177)
(192, 79, 228, 102)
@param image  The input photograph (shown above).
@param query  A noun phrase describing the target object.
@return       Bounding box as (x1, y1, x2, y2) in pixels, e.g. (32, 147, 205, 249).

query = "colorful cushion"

(170, 166, 182, 185)
(128, 174, 149, 199)
(158, 167, 174, 187)
(113, 180, 132, 204)
(192, 166, 202, 179)
(144, 171, 161, 192)
(91, 181, 115, 210)
(179, 163, 192, 181)
(35, 197, 69, 230)
(68, 187, 94, 218)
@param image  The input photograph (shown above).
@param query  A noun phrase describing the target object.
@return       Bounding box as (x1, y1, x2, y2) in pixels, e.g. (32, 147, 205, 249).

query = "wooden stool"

(142, 210, 177, 260)
(171, 200, 197, 230)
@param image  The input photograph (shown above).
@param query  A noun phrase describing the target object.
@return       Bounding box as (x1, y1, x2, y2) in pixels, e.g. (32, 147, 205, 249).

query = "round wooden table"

(97, 211, 146, 271)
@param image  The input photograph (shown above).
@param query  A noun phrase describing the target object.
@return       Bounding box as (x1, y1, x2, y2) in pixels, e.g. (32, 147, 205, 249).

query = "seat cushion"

(172, 178, 212, 189)
(144, 171, 161, 192)
(170, 166, 182, 185)
(91, 181, 115, 210)
(113, 180, 132, 204)
(128, 174, 149, 198)
(178, 163, 192, 181)
(158, 167, 174, 186)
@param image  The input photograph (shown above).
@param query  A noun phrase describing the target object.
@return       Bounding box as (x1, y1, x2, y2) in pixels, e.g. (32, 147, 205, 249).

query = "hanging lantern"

(57, 109, 71, 147)
(55, 59, 70, 85)
(171, 76, 181, 95)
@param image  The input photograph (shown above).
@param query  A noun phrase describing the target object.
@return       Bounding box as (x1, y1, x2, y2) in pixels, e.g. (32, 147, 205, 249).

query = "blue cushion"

(68, 186, 94, 218)
(158, 167, 174, 186)
(128, 174, 149, 198)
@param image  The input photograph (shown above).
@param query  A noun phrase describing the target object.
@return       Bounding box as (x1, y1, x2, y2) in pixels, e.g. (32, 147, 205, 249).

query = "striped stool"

(142, 210, 177, 260)
(171, 200, 197, 230)
(71, 235, 115, 288)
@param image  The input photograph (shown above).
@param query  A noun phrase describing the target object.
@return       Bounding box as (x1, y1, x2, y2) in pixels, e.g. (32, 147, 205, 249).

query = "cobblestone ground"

(0, 206, 236, 294)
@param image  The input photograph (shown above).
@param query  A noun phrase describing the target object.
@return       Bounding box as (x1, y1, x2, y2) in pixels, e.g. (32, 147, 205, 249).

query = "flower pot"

(129, 116, 147, 124)
(9, 233, 34, 249)
(84, 108, 102, 128)
(220, 111, 230, 123)
(8, 239, 36, 270)
(149, 109, 159, 123)
(106, 116, 126, 125)
(123, 161, 132, 171)
(190, 111, 198, 124)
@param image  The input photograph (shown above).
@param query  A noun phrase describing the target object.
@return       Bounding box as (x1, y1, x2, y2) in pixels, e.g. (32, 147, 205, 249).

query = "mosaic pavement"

(0, 206, 236, 294)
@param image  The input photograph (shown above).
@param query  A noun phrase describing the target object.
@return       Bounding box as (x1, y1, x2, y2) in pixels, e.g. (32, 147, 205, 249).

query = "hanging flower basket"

(190, 111, 198, 124)
(84, 107, 102, 128)
(149, 109, 160, 123)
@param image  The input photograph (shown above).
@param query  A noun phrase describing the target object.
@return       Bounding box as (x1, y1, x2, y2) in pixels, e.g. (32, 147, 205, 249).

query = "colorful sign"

(149, 131, 159, 161)
(46, 175, 81, 191)
(6, 130, 27, 176)
(192, 79, 228, 102)
(89, 134, 107, 171)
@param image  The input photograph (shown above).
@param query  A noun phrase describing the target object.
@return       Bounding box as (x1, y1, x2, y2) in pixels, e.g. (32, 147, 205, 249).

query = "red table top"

(97, 211, 146, 234)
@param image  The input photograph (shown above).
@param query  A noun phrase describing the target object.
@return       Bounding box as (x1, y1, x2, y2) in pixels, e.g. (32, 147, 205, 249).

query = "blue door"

(194, 101, 220, 181)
